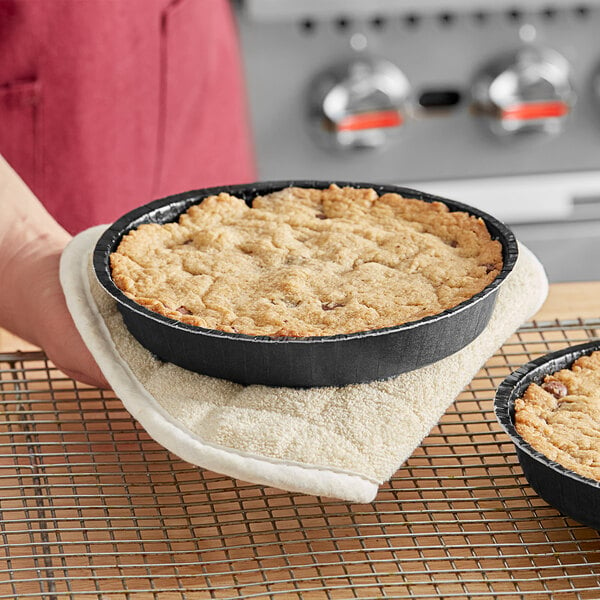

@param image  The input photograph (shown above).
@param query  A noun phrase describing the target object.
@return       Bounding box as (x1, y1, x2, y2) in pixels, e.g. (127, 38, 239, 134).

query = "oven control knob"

(309, 57, 410, 150)
(472, 47, 575, 136)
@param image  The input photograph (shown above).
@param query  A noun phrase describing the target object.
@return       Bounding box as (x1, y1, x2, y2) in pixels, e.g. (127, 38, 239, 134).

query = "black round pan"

(93, 180, 518, 388)
(495, 340, 600, 530)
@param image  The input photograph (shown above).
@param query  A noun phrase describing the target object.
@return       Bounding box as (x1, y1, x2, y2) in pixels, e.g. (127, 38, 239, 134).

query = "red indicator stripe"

(501, 101, 569, 121)
(337, 110, 403, 131)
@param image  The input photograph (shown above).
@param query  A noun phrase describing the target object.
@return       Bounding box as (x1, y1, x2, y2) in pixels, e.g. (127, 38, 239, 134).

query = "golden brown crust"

(514, 350, 600, 482)
(109, 184, 503, 337)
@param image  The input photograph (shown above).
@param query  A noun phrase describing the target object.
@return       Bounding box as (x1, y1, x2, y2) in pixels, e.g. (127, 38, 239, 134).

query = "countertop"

(0, 281, 598, 598)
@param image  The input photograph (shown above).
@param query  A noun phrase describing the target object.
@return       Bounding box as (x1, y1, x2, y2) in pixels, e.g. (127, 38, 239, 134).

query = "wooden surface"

(0, 328, 36, 353)
(0, 296, 598, 598)
(532, 281, 599, 321)
(0, 282, 598, 598)
(1, 281, 598, 354)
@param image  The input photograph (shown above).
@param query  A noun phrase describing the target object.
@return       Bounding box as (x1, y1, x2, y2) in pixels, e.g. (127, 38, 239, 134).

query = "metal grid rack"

(1, 319, 599, 599)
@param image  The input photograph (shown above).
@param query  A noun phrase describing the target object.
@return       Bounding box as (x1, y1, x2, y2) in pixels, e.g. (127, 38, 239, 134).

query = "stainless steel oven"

(233, 0, 600, 282)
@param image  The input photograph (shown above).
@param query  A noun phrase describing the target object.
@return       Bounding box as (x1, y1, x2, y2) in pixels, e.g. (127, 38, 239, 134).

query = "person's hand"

(0, 156, 109, 389)
(25, 245, 110, 389)
(2, 235, 110, 389)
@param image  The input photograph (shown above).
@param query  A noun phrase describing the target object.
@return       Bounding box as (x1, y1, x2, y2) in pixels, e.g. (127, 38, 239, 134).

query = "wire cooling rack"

(1, 318, 599, 600)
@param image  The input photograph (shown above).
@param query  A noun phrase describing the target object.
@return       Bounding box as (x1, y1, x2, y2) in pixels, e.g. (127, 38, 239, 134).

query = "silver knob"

(308, 57, 410, 150)
(472, 46, 575, 136)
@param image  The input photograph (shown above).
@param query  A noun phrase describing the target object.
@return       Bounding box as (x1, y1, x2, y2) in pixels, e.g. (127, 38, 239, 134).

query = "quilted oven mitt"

(60, 226, 548, 503)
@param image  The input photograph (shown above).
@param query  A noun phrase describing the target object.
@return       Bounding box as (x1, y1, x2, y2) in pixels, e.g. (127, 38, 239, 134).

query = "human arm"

(0, 155, 109, 388)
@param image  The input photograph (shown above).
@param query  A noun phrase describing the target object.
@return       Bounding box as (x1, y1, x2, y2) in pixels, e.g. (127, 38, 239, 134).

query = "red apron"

(0, 0, 255, 233)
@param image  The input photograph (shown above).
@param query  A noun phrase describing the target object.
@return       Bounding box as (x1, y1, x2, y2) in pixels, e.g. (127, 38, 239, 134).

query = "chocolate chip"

(484, 263, 497, 274)
(541, 380, 568, 399)
(176, 306, 191, 315)
(449, 240, 458, 248)
(322, 302, 344, 311)
(315, 212, 328, 220)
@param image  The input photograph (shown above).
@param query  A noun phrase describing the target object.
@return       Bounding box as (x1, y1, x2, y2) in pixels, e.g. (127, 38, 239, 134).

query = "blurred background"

(232, 0, 600, 283)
